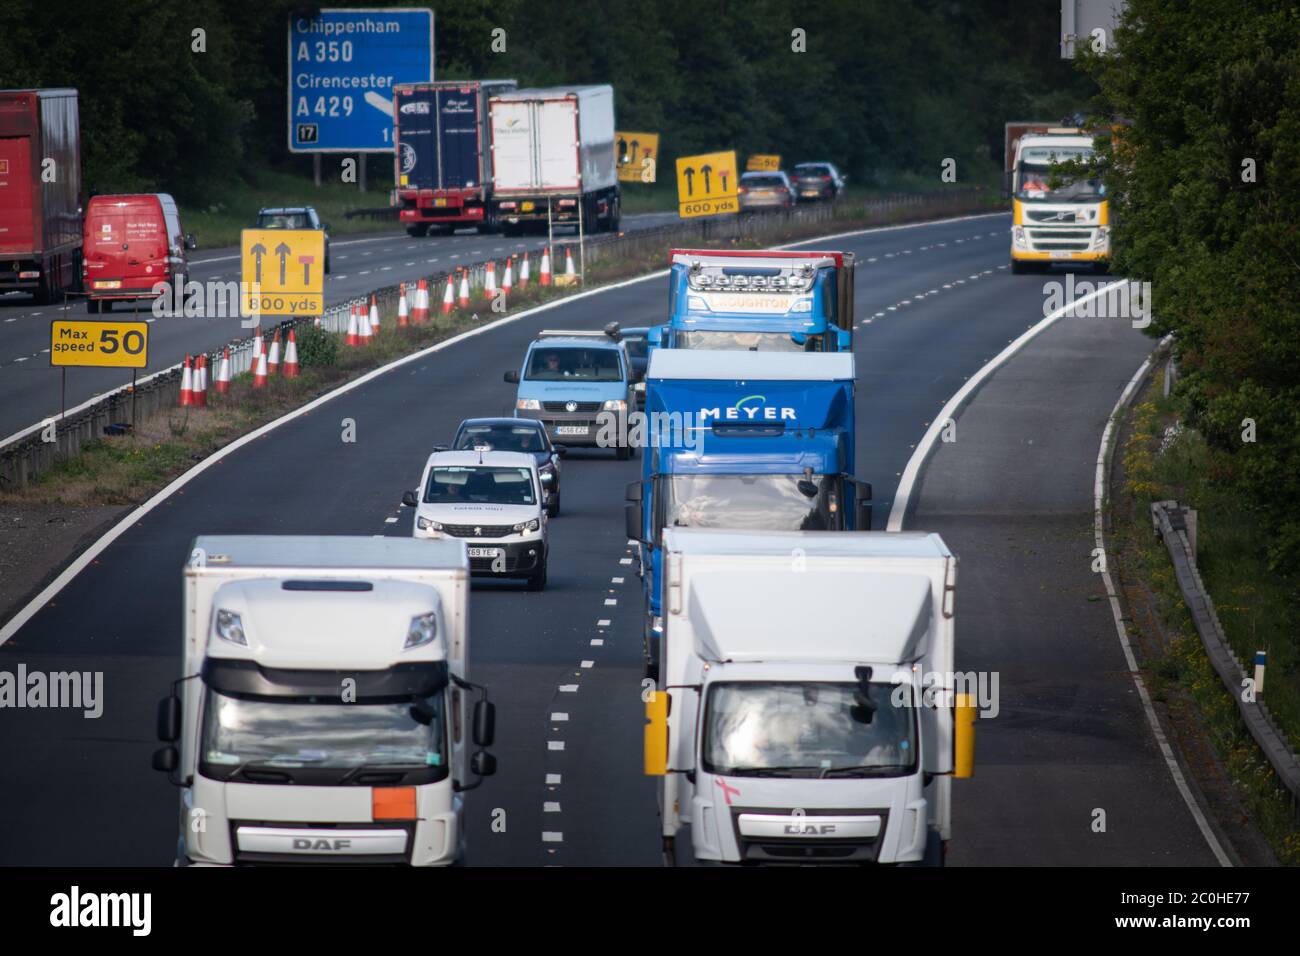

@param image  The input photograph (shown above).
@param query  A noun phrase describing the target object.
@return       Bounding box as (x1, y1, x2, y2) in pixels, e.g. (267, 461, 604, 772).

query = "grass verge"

(1110, 365, 1300, 863)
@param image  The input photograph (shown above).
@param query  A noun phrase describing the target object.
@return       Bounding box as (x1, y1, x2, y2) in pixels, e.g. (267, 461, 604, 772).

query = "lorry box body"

(487, 85, 620, 233)
(393, 80, 517, 234)
(82, 193, 187, 309)
(0, 88, 81, 301)
(628, 350, 870, 663)
(1005, 123, 1110, 271)
(161, 535, 490, 867)
(652, 528, 960, 864)
(656, 248, 856, 354)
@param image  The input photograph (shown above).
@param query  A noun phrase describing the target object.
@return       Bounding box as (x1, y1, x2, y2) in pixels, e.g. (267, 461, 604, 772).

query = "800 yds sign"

(50, 319, 149, 369)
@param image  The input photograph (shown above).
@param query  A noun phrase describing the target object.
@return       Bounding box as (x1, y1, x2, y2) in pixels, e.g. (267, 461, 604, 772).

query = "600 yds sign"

(50, 319, 149, 369)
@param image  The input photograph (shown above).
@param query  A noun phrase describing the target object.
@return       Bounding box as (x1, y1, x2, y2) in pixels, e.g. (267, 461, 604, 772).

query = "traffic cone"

(267, 328, 282, 376)
(398, 283, 410, 327)
(359, 302, 373, 344)
(251, 328, 264, 364)
(503, 256, 514, 295)
(251, 350, 268, 389)
(484, 260, 497, 300)
(540, 247, 552, 286)
(283, 329, 300, 378)
(194, 355, 207, 407)
(314, 313, 322, 328)
(458, 269, 470, 307)
(413, 279, 430, 323)
(345, 304, 361, 345)
(519, 252, 530, 289)
(214, 347, 231, 395)
(441, 274, 454, 314)
(564, 245, 576, 278)
(369, 294, 380, 332)
(179, 356, 193, 406)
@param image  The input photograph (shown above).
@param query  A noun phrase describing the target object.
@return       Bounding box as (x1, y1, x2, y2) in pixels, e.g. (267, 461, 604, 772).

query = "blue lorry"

(625, 349, 872, 676)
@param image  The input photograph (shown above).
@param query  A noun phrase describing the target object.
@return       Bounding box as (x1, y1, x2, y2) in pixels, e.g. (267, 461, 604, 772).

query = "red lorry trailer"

(0, 89, 81, 303)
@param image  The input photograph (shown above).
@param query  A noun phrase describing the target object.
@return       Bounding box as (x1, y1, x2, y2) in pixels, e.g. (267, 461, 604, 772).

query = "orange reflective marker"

(372, 786, 417, 821)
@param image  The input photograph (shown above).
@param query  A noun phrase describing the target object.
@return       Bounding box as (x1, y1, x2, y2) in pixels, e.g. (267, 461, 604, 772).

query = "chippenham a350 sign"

(49, 319, 149, 369)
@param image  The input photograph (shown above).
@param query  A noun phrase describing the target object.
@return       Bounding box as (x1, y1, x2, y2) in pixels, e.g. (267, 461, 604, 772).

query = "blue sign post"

(287, 7, 435, 153)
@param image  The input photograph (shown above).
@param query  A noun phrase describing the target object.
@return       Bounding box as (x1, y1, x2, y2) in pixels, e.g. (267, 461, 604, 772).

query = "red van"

(82, 193, 191, 312)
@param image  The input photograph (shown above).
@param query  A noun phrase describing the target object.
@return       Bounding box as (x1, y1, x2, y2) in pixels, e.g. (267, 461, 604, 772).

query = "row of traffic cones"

(179, 327, 300, 405)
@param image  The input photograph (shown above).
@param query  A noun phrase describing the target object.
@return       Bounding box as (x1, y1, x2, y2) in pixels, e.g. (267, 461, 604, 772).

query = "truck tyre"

(547, 491, 561, 518)
(923, 829, 945, 867)
(476, 208, 499, 235)
(643, 619, 660, 681)
(606, 195, 621, 233)
(1011, 260, 1036, 275)
(1092, 260, 1110, 275)
(406, 223, 430, 238)
(526, 558, 548, 591)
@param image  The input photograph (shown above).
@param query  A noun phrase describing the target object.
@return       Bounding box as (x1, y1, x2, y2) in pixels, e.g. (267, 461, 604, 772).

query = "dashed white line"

(580, 660, 594, 669)
(604, 598, 617, 606)
(542, 832, 563, 843)
(590, 638, 604, 646)
(546, 773, 562, 785)
(611, 577, 624, 584)
(544, 802, 561, 813)
(548, 740, 565, 751)
(559, 684, 579, 693)
(551, 712, 569, 721)
(619, 557, 633, 565)
(384, 516, 398, 524)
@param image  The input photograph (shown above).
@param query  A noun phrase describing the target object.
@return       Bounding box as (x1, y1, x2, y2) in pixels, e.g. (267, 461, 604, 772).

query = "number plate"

(1050, 251, 1073, 259)
(434, 198, 447, 207)
(94, 280, 122, 289)
(555, 425, 588, 435)
(468, 547, 501, 558)
(521, 201, 535, 212)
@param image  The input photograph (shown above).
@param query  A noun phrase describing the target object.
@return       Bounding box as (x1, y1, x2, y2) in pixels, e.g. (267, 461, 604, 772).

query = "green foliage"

(1081, 0, 1300, 571)
(296, 325, 338, 368)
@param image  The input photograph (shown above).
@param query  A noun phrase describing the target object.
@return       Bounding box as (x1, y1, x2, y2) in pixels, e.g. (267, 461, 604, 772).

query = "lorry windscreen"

(200, 689, 446, 781)
(1016, 148, 1103, 202)
(675, 330, 823, 352)
(425, 466, 536, 506)
(525, 347, 623, 381)
(702, 682, 917, 778)
(659, 474, 840, 534)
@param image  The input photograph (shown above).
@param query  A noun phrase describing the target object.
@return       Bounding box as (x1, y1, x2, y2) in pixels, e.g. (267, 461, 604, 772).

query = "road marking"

(1091, 336, 1232, 867)
(551, 712, 569, 721)
(558, 684, 579, 693)
(548, 740, 565, 751)
(384, 516, 398, 523)
(542, 832, 563, 842)
(580, 660, 594, 668)
(546, 773, 562, 785)
(544, 802, 561, 813)
(13, 357, 27, 363)
(604, 598, 617, 606)
(619, 557, 632, 565)
(590, 638, 604, 646)
(597, 618, 611, 627)
(611, 577, 624, 584)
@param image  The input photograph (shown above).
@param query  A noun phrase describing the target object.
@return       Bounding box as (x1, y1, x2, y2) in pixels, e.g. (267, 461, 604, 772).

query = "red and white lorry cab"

(82, 193, 193, 312)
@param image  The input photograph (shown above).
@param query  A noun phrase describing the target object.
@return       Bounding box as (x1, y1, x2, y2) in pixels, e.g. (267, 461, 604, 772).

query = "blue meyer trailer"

(625, 349, 872, 677)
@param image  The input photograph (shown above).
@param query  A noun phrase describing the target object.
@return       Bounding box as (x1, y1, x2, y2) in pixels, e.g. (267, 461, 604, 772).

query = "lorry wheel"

(607, 196, 621, 233)
(923, 829, 945, 867)
(547, 492, 561, 518)
(1011, 260, 1036, 275)
(526, 560, 548, 591)
(476, 209, 499, 235)
(406, 223, 430, 238)
(1092, 261, 1110, 275)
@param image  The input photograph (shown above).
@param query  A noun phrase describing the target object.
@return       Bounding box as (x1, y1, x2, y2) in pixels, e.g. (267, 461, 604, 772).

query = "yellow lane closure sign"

(50, 319, 149, 369)
(240, 229, 325, 316)
(676, 150, 739, 218)
(746, 154, 781, 171)
(617, 131, 660, 184)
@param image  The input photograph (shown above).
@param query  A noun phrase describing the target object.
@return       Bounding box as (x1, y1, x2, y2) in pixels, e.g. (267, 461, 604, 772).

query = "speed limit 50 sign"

(50, 319, 149, 369)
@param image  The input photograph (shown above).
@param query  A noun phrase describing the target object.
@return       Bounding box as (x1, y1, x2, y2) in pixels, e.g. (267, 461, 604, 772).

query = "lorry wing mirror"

(625, 503, 644, 544)
(471, 750, 497, 778)
(152, 746, 179, 774)
(553, 444, 569, 457)
(954, 693, 977, 778)
(156, 695, 181, 742)
(401, 490, 419, 508)
(473, 700, 496, 747)
(797, 479, 819, 498)
(504, 370, 520, 384)
(625, 481, 642, 502)
(644, 690, 669, 776)
(603, 320, 621, 339)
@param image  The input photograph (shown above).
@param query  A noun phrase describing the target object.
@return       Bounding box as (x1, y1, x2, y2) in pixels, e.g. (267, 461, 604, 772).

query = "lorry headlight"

(405, 612, 438, 649)
(417, 517, 443, 532)
(602, 399, 626, 411)
(1013, 226, 1027, 248)
(1092, 227, 1109, 248)
(513, 518, 540, 533)
(214, 609, 247, 646)
(516, 398, 540, 410)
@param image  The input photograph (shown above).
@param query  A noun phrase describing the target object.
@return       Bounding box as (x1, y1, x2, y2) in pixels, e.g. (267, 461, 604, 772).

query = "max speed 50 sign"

(50, 319, 149, 368)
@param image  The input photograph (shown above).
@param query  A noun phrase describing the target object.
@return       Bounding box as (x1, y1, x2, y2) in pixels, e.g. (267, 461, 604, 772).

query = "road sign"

(50, 319, 149, 369)
(675, 150, 739, 218)
(746, 154, 781, 172)
(617, 131, 660, 184)
(241, 230, 325, 316)
(288, 8, 435, 153)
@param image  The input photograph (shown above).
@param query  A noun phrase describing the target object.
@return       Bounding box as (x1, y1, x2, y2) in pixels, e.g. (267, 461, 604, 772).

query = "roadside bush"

(296, 325, 338, 368)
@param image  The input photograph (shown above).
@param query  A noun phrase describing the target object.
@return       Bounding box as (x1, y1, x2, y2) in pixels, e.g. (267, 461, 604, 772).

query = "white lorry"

(487, 84, 620, 235)
(644, 528, 975, 865)
(152, 535, 496, 866)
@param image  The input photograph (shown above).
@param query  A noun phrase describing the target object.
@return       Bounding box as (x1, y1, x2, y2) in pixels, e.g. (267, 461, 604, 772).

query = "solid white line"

(886, 279, 1130, 531)
(0, 210, 1007, 646)
(1091, 337, 1231, 866)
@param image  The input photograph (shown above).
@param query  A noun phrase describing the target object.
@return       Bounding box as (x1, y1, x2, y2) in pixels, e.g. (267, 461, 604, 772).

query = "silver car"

(738, 172, 795, 211)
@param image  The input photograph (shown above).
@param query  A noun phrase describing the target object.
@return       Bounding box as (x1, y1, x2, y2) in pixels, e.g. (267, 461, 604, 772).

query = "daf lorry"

(644, 528, 975, 866)
(152, 535, 497, 866)
(1005, 123, 1110, 273)
(626, 350, 872, 676)
(0, 88, 81, 302)
(487, 85, 620, 236)
(393, 80, 518, 236)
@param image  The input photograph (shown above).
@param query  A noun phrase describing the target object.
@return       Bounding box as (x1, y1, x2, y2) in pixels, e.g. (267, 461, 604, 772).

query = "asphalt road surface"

(0, 211, 1220, 866)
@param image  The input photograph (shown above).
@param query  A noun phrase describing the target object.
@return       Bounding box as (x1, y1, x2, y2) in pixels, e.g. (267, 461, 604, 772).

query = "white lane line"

(611, 577, 624, 584)
(4, 318, 14, 323)
(0, 211, 1009, 646)
(426, 258, 438, 263)
(544, 802, 561, 813)
(619, 557, 633, 565)
(13, 357, 28, 362)
(558, 684, 579, 693)
(604, 598, 617, 606)
(546, 773, 562, 785)
(359, 270, 372, 275)
(188, 232, 408, 266)
(590, 638, 604, 646)
(542, 832, 563, 842)
(551, 712, 569, 721)
(888, 278, 1129, 531)
(867, 257, 878, 262)
(1091, 336, 1231, 866)
(597, 618, 611, 627)
(384, 516, 398, 523)
(404, 261, 414, 266)
(548, 741, 565, 751)
(580, 660, 594, 669)
(380, 266, 392, 271)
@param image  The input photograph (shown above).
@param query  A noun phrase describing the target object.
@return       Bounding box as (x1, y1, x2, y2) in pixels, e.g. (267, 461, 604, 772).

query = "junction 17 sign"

(288, 8, 435, 153)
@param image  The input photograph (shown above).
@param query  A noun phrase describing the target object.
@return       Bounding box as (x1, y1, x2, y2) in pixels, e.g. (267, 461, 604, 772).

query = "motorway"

(0, 212, 679, 443)
(0, 211, 1221, 865)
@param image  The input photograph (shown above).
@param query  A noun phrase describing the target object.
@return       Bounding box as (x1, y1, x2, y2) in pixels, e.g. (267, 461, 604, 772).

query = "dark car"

(791, 163, 846, 202)
(447, 417, 567, 517)
(254, 206, 332, 273)
(738, 171, 794, 211)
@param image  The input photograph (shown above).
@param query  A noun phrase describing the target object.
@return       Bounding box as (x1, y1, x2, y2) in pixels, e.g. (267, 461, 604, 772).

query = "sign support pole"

(578, 197, 586, 286)
(314, 154, 321, 188)
(60, 369, 66, 420)
(131, 369, 137, 427)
